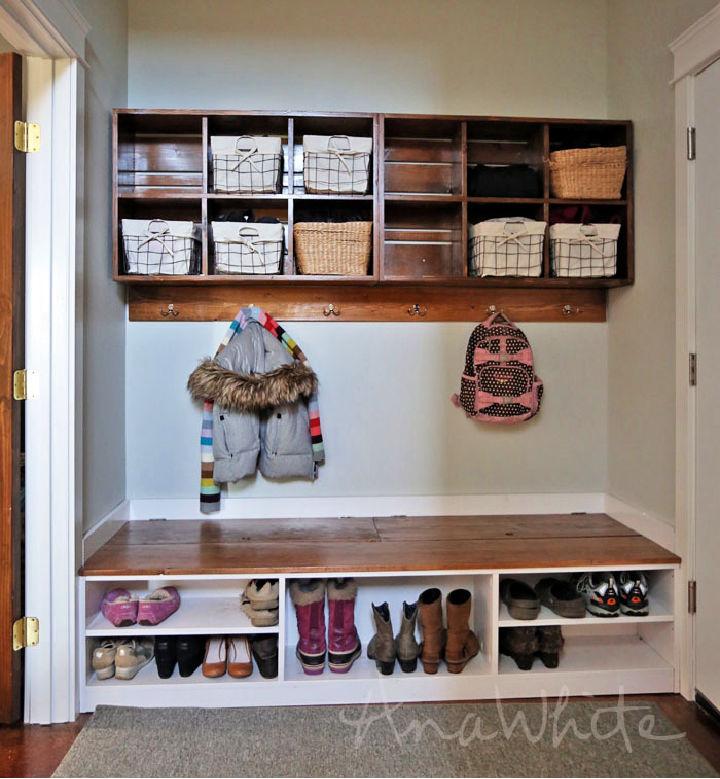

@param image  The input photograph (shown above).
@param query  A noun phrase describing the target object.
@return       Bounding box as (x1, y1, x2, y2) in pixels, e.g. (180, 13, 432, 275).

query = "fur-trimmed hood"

(188, 359, 318, 412)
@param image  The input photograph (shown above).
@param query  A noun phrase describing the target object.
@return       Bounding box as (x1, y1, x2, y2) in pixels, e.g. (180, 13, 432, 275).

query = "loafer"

(500, 579, 540, 620)
(251, 636, 279, 679)
(154, 636, 177, 679)
(227, 636, 253, 678)
(202, 636, 227, 678)
(101, 588, 138, 627)
(137, 586, 181, 626)
(535, 577, 585, 618)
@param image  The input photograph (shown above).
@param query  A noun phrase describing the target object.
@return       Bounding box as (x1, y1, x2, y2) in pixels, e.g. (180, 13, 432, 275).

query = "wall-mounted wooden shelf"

(112, 109, 633, 322)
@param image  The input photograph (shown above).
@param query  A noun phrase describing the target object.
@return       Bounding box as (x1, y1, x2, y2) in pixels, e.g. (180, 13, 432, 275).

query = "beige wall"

(74, 0, 129, 529)
(120, 0, 612, 504)
(606, 0, 716, 524)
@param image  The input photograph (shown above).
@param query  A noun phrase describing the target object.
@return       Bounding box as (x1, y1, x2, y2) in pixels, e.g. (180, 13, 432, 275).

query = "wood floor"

(1, 696, 718, 777)
(81, 513, 680, 576)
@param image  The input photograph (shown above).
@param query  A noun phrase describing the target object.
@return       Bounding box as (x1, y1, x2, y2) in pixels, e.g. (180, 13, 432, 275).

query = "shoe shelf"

(113, 110, 633, 323)
(79, 565, 676, 712)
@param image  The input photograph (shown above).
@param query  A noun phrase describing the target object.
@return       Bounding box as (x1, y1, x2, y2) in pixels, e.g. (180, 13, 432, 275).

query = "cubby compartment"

(116, 198, 203, 277)
(206, 114, 290, 196)
(116, 113, 204, 196)
(292, 114, 375, 197)
(384, 201, 463, 279)
(384, 117, 463, 197)
(283, 574, 494, 682)
(548, 203, 627, 279)
(466, 120, 544, 200)
(207, 197, 290, 276)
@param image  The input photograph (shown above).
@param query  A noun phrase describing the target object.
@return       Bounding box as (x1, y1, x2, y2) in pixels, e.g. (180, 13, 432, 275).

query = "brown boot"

(367, 602, 396, 675)
(418, 588, 445, 674)
(445, 588, 480, 674)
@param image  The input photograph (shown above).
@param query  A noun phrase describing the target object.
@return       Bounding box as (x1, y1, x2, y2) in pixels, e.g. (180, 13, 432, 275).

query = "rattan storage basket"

(549, 145, 626, 199)
(293, 222, 372, 275)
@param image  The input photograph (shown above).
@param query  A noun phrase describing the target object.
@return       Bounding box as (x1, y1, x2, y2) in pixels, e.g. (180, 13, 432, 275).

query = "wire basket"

(303, 135, 372, 194)
(212, 222, 284, 275)
(294, 222, 372, 275)
(469, 218, 546, 277)
(122, 219, 196, 275)
(550, 223, 620, 277)
(211, 135, 283, 194)
(549, 146, 626, 199)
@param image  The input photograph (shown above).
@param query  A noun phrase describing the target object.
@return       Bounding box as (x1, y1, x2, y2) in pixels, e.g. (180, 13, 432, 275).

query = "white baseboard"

(604, 495, 676, 551)
(127, 492, 606, 521)
(82, 500, 131, 559)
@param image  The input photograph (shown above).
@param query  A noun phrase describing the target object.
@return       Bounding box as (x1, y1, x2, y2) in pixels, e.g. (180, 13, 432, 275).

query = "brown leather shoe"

(445, 589, 480, 674)
(202, 636, 227, 678)
(227, 636, 253, 678)
(418, 588, 445, 674)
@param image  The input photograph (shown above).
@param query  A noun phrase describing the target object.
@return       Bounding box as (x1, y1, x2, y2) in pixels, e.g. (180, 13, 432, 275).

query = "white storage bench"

(78, 514, 680, 711)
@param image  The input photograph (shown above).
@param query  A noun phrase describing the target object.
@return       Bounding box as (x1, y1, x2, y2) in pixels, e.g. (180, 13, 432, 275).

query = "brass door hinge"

(687, 126, 696, 160)
(688, 580, 697, 614)
(13, 369, 27, 400)
(13, 121, 40, 153)
(12, 617, 39, 651)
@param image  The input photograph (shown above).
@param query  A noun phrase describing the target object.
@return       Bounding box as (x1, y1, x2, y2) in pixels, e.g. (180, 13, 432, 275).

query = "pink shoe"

(137, 587, 181, 626)
(101, 589, 138, 627)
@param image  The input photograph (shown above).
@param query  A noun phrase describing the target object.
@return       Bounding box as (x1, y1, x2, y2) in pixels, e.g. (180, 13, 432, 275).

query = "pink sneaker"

(101, 589, 138, 627)
(137, 587, 181, 626)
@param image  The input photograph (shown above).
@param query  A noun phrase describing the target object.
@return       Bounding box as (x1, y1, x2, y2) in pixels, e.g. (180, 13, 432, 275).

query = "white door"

(694, 56, 720, 711)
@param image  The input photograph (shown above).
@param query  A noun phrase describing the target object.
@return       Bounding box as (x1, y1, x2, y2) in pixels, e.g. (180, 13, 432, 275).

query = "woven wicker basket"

(294, 222, 372, 275)
(549, 146, 626, 199)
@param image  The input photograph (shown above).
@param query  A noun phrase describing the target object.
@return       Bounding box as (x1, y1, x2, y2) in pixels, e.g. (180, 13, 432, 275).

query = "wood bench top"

(80, 513, 680, 576)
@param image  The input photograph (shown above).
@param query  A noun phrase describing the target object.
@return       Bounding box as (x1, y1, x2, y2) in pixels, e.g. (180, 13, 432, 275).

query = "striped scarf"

(200, 306, 324, 514)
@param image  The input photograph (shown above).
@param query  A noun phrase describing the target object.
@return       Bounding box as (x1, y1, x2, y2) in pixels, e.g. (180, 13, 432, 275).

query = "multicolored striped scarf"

(200, 306, 324, 513)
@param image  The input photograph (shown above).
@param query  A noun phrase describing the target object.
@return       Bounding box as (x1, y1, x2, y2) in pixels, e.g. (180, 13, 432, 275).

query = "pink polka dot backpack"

(451, 310, 543, 424)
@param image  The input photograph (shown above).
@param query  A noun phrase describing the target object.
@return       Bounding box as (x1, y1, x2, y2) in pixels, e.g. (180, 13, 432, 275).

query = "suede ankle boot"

(537, 625, 564, 668)
(445, 588, 480, 674)
(418, 587, 445, 674)
(500, 626, 539, 670)
(290, 579, 326, 675)
(367, 602, 396, 675)
(395, 601, 420, 673)
(327, 578, 361, 673)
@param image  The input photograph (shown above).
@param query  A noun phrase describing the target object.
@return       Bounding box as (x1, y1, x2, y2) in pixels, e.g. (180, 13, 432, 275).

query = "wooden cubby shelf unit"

(113, 110, 633, 322)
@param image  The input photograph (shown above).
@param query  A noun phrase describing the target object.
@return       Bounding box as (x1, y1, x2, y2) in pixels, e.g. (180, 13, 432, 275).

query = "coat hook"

(486, 305, 497, 315)
(323, 303, 341, 317)
(160, 303, 179, 318)
(562, 304, 580, 317)
(408, 303, 428, 317)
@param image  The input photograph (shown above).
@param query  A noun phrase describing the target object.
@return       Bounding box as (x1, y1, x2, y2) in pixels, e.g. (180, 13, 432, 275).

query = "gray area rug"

(54, 700, 717, 777)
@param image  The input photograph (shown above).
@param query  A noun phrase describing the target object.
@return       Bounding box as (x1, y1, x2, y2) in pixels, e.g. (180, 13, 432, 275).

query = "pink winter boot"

(327, 578, 361, 673)
(290, 580, 327, 675)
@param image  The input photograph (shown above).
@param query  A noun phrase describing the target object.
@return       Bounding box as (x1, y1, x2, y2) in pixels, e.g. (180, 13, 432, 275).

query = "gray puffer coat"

(188, 321, 318, 483)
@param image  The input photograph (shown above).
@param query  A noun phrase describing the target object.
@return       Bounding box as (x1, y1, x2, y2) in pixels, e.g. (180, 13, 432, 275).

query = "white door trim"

(0, 0, 88, 724)
(671, 1, 720, 702)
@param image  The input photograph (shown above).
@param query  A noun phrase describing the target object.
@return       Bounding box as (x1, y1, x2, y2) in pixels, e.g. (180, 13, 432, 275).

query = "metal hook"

(408, 303, 428, 317)
(562, 304, 580, 317)
(323, 303, 341, 317)
(160, 303, 179, 318)
(486, 305, 497, 315)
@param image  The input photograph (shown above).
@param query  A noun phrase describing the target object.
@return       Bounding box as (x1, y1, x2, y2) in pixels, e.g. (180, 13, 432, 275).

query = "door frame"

(0, 0, 88, 723)
(671, 0, 720, 701)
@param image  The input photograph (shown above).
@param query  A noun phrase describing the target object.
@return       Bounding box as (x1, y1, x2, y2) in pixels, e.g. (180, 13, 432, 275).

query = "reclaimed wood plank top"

(80, 513, 679, 576)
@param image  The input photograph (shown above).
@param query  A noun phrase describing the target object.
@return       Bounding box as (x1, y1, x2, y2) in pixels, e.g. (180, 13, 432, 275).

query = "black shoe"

(154, 636, 177, 679)
(536, 625, 564, 668)
(176, 635, 205, 677)
(535, 577, 586, 618)
(251, 636, 279, 679)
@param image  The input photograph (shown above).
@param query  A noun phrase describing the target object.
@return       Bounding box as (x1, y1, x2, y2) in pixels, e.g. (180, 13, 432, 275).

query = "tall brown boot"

(418, 588, 445, 674)
(445, 588, 480, 674)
